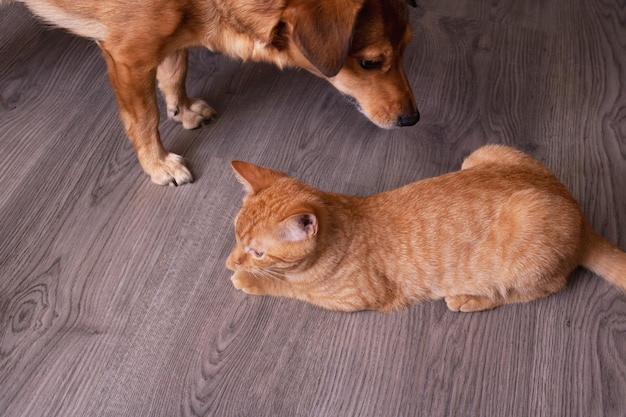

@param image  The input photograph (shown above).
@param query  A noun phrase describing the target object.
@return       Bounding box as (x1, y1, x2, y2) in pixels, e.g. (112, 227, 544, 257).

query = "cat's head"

(226, 161, 322, 274)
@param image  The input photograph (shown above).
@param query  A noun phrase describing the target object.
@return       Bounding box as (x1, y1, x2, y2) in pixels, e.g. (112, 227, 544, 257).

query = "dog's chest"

(21, 0, 107, 40)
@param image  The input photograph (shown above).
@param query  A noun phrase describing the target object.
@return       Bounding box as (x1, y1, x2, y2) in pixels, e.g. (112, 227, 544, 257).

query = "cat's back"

(361, 145, 583, 269)
(369, 145, 577, 216)
(356, 145, 584, 301)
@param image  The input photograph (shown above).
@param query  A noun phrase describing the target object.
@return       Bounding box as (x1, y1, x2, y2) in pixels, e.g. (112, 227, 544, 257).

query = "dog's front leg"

(157, 49, 216, 130)
(100, 45, 193, 186)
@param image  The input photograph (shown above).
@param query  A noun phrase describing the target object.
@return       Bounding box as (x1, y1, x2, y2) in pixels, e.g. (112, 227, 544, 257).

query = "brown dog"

(4, 0, 419, 185)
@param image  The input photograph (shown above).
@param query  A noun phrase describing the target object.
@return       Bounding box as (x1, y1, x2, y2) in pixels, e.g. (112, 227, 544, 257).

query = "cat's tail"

(581, 223, 626, 291)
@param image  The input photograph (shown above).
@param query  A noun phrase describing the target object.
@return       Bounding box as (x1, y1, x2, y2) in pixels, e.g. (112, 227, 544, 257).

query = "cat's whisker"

(258, 269, 285, 282)
(247, 269, 284, 283)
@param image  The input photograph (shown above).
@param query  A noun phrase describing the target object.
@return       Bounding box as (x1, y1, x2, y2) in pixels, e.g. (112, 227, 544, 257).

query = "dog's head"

(279, 0, 419, 128)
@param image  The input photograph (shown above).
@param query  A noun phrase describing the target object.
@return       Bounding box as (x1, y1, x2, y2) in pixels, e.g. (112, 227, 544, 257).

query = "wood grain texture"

(1, 1, 625, 416)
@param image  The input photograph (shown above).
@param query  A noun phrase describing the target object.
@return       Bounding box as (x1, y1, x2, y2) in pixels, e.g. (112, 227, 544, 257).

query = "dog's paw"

(168, 98, 216, 130)
(146, 153, 193, 186)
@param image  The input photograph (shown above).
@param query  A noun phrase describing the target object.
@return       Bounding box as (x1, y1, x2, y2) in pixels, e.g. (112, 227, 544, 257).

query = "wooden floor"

(1, 1, 625, 416)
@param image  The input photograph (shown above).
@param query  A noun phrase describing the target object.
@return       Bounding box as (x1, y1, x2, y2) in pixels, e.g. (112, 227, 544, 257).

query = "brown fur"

(5, 0, 419, 185)
(226, 145, 626, 312)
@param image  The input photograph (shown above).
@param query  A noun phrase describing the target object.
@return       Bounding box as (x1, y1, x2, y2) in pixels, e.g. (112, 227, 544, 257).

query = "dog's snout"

(397, 111, 420, 127)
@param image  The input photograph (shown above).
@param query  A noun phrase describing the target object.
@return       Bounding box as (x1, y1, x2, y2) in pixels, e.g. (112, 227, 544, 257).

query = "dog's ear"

(406, 0, 417, 7)
(283, 0, 364, 77)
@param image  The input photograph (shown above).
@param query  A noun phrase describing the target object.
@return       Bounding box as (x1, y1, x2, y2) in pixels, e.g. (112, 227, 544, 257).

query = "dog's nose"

(397, 111, 420, 127)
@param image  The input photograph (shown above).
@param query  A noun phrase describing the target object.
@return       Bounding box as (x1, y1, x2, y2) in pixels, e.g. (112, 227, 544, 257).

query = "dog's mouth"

(343, 94, 375, 124)
(342, 94, 363, 112)
(342, 94, 418, 129)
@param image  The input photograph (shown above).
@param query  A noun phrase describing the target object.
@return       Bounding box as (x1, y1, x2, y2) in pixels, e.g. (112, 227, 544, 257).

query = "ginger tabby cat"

(226, 145, 626, 312)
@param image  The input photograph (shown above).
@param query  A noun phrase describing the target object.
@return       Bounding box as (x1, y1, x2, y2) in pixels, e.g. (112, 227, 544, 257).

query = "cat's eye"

(359, 58, 383, 70)
(248, 248, 264, 258)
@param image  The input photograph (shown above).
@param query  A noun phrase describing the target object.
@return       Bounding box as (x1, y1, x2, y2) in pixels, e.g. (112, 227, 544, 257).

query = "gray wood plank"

(1, 1, 625, 416)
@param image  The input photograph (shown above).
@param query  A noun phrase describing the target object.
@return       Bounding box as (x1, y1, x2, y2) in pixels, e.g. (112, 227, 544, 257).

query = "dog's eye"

(359, 58, 383, 70)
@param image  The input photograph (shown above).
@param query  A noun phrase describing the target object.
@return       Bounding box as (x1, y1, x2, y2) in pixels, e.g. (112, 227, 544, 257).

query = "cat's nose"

(226, 254, 241, 269)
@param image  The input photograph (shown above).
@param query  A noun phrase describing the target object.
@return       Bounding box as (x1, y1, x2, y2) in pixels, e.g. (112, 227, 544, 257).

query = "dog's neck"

(196, 0, 321, 76)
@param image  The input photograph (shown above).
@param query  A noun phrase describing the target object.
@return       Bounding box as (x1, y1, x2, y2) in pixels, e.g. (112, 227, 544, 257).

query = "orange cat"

(226, 145, 626, 312)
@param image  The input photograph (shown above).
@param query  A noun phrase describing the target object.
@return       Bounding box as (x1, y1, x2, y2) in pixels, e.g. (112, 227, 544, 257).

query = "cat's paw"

(230, 271, 265, 295)
(445, 295, 500, 312)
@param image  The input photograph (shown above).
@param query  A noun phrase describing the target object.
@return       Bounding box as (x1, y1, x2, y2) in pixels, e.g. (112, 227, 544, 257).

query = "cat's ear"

(279, 213, 318, 241)
(231, 161, 286, 194)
